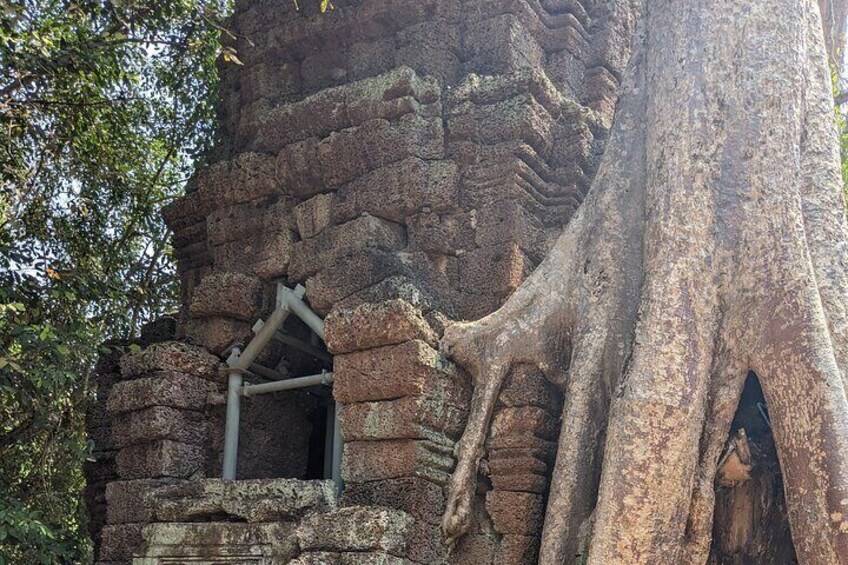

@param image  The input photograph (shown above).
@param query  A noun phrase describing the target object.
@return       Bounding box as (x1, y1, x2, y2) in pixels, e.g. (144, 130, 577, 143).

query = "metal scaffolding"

(221, 283, 341, 492)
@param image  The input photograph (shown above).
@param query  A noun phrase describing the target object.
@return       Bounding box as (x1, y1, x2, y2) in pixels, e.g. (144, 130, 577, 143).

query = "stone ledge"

(154, 478, 338, 523)
(135, 522, 297, 562)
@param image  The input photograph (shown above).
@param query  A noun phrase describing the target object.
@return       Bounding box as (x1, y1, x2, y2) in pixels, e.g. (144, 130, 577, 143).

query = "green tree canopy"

(0, 1, 230, 561)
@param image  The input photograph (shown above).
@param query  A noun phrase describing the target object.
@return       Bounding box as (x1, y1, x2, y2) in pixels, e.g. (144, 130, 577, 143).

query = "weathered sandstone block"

(340, 395, 467, 443)
(119, 342, 219, 379)
(458, 243, 533, 297)
(188, 272, 264, 321)
(105, 479, 184, 525)
(490, 406, 559, 441)
(99, 523, 145, 561)
(333, 340, 466, 405)
(324, 299, 437, 354)
(498, 364, 562, 413)
(296, 506, 414, 555)
(495, 534, 541, 565)
(183, 316, 252, 356)
(111, 406, 206, 449)
(342, 439, 454, 485)
(135, 522, 297, 563)
(107, 373, 213, 414)
(342, 478, 446, 526)
(116, 440, 205, 480)
(485, 491, 545, 536)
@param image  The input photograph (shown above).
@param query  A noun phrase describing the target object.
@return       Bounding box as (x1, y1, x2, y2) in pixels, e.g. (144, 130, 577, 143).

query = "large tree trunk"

(441, 0, 848, 563)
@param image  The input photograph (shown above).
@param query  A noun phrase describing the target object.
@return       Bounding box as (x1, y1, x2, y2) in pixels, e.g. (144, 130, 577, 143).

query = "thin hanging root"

(440, 283, 568, 551)
(441, 358, 508, 552)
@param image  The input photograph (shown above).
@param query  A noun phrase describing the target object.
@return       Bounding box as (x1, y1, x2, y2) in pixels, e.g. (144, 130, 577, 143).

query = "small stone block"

(495, 535, 541, 565)
(105, 479, 184, 524)
(490, 406, 559, 441)
(99, 524, 144, 562)
(485, 491, 545, 536)
(295, 193, 335, 239)
(324, 299, 438, 354)
(119, 342, 220, 379)
(296, 506, 414, 555)
(188, 272, 264, 321)
(116, 440, 205, 479)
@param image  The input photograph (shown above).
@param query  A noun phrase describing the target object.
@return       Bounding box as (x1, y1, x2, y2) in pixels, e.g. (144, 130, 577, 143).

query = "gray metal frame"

(221, 284, 342, 493)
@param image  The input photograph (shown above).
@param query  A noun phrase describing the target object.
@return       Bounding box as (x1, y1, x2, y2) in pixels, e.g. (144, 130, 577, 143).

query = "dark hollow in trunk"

(709, 373, 796, 565)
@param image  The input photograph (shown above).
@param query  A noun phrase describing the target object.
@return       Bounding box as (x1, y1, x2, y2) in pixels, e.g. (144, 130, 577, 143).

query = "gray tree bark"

(441, 0, 848, 563)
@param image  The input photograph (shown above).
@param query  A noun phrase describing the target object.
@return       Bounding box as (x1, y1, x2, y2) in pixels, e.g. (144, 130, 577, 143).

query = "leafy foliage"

(0, 1, 232, 562)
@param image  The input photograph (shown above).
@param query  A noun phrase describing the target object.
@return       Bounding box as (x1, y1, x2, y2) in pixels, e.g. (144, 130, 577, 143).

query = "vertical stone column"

(485, 366, 563, 563)
(96, 342, 219, 564)
(325, 301, 469, 563)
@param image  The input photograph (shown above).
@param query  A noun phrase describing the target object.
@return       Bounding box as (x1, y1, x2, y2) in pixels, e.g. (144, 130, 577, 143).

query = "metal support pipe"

(331, 400, 343, 494)
(233, 304, 291, 371)
(241, 371, 333, 397)
(222, 369, 243, 480)
(221, 290, 294, 480)
(280, 286, 325, 340)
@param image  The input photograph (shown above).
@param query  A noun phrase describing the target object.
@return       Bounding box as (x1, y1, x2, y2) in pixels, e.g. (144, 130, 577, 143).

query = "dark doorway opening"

(228, 313, 335, 482)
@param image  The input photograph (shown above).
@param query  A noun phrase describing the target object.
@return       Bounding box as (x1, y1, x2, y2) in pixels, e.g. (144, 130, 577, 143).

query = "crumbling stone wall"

(86, 0, 635, 563)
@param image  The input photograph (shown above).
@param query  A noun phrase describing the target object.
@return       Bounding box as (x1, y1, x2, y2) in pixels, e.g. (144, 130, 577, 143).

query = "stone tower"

(84, 1, 635, 562)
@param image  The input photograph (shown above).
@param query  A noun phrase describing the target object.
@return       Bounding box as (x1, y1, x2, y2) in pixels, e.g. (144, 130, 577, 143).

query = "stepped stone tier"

(84, 0, 635, 563)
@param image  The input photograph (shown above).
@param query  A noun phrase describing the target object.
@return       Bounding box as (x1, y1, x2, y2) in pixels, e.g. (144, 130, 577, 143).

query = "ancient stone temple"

(84, 1, 635, 562)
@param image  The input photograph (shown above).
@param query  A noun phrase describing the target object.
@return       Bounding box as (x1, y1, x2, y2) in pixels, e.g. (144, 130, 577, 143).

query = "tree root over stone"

(442, 0, 848, 563)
